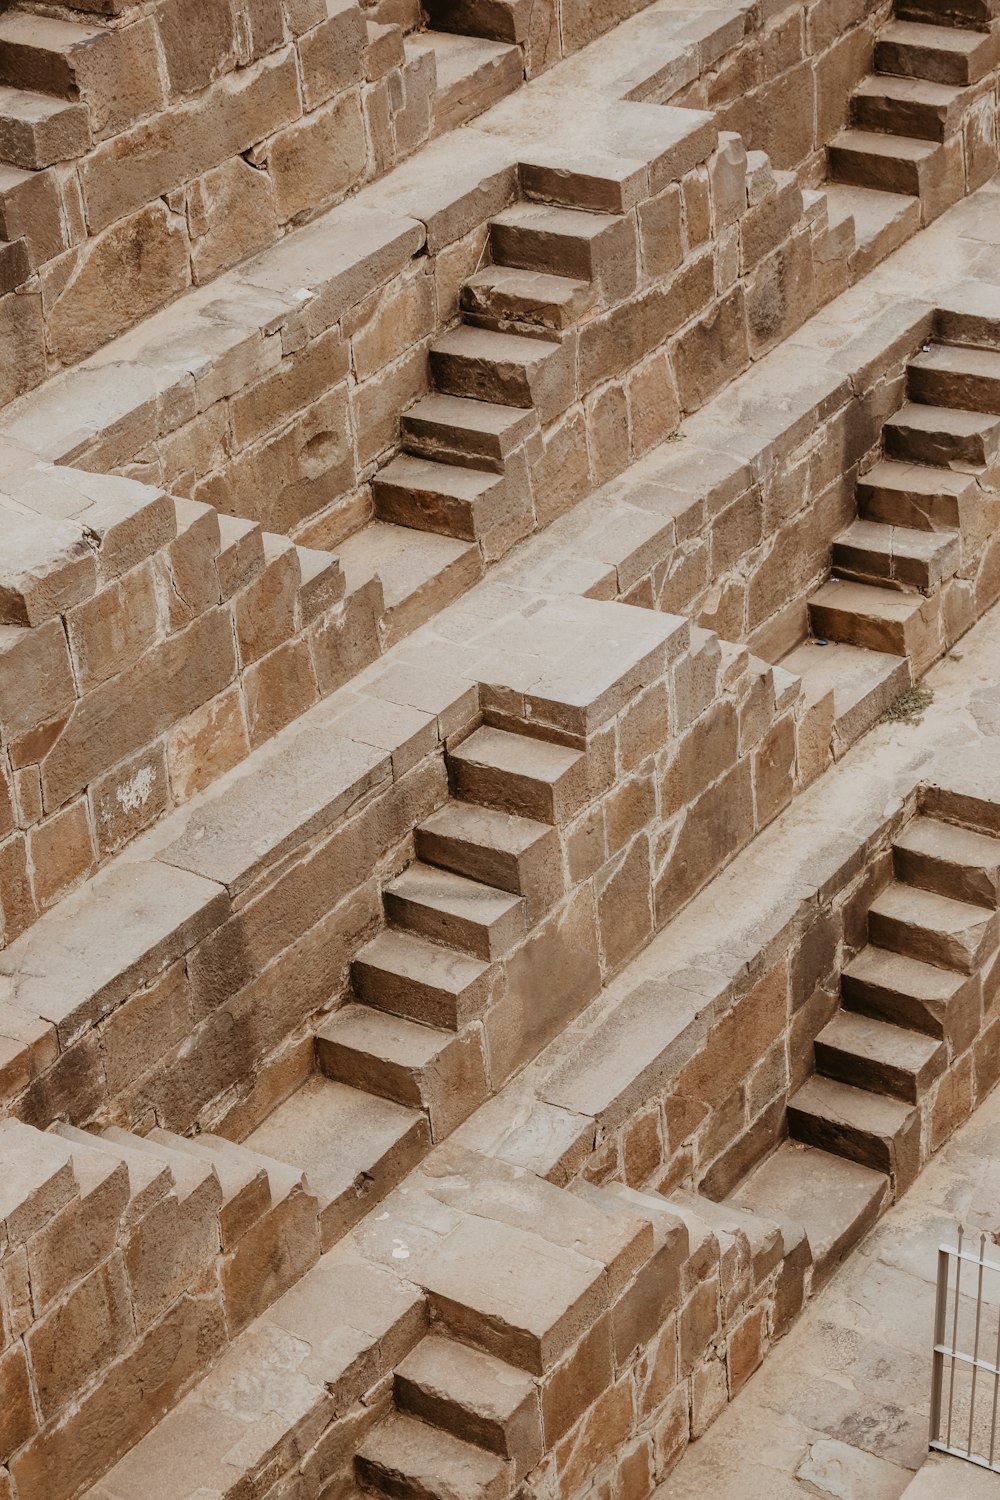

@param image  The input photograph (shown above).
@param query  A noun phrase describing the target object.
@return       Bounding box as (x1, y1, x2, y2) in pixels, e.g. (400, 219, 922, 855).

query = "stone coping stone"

(0, 862, 227, 1046)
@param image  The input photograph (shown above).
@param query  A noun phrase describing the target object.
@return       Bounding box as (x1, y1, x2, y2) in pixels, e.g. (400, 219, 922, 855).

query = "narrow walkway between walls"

(660, 1070, 1000, 1498)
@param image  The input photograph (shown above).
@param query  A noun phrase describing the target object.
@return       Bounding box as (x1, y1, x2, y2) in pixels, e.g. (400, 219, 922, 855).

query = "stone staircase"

(824, 0, 1000, 272)
(242, 721, 585, 1249)
(733, 803, 1000, 1283)
(782, 316, 1000, 755)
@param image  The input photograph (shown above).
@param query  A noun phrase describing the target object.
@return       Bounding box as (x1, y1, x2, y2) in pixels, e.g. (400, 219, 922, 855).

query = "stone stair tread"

(101, 1124, 218, 1203)
(832, 517, 959, 589)
(356, 1410, 510, 1500)
(782, 637, 910, 750)
(0, 82, 88, 169)
(404, 393, 538, 440)
(244, 1075, 428, 1243)
(731, 1139, 888, 1280)
(148, 1125, 266, 1207)
(895, 813, 1000, 870)
(317, 1001, 456, 1069)
(821, 182, 920, 269)
(49, 1122, 172, 1221)
(887, 400, 1000, 437)
(857, 457, 977, 530)
(815, 1009, 945, 1075)
(789, 1073, 918, 1138)
(394, 1331, 537, 1457)
(875, 18, 1000, 85)
(432, 324, 562, 363)
(352, 928, 493, 1031)
(385, 859, 526, 959)
(189, 1130, 307, 1206)
(861, 458, 976, 498)
(843, 943, 970, 1008)
(869, 878, 994, 939)
(408, 29, 522, 133)
(490, 200, 622, 240)
(377, 454, 503, 502)
(810, 577, 930, 623)
(462, 264, 593, 329)
(830, 127, 940, 162)
(419, 800, 552, 862)
(854, 73, 968, 107)
(451, 725, 583, 785)
(337, 521, 481, 618)
(910, 342, 1000, 380)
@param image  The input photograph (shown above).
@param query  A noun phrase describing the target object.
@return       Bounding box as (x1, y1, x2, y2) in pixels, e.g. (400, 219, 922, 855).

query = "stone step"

(808, 578, 940, 666)
(868, 879, 999, 972)
(780, 638, 910, 755)
(893, 814, 1000, 907)
(384, 860, 526, 961)
(374, 454, 507, 535)
(356, 1411, 512, 1500)
(841, 944, 980, 1048)
(875, 18, 1000, 85)
(851, 73, 971, 141)
(461, 264, 594, 336)
(315, 1002, 488, 1139)
(394, 1333, 541, 1479)
(244, 1075, 430, 1251)
(423, 0, 532, 45)
(0, 83, 88, 169)
(0, 10, 103, 100)
(0, 1118, 81, 1248)
(101, 1124, 221, 1214)
(787, 1074, 921, 1188)
(813, 1009, 947, 1102)
(429, 324, 574, 423)
(908, 342, 1000, 414)
(147, 1127, 321, 1335)
(828, 127, 944, 200)
(406, 31, 522, 134)
(148, 1126, 271, 1250)
(50, 1122, 173, 1227)
(822, 181, 921, 277)
(352, 928, 497, 1031)
(216, 511, 266, 599)
(448, 725, 588, 825)
(731, 1139, 888, 1285)
(895, 0, 1000, 31)
(402, 393, 539, 474)
(884, 401, 1000, 465)
(294, 543, 345, 621)
(337, 520, 482, 645)
(489, 201, 637, 301)
(832, 517, 960, 591)
(415, 801, 561, 921)
(936, 289, 1000, 351)
(856, 458, 979, 531)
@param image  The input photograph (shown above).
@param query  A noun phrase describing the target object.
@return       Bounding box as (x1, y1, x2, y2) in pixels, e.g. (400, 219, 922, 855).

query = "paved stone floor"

(663, 1058, 1000, 1497)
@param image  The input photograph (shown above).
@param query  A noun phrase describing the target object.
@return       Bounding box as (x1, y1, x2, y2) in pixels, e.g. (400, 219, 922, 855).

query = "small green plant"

(879, 684, 934, 726)
(666, 429, 686, 443)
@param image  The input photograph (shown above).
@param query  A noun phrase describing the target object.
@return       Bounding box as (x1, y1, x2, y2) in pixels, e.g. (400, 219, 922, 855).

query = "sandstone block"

(41, 203, 191, 367)
(67, 560, 161, 693)
(188, 156, 281, 285)
(29, 798, 96, 912)
(166, 685, 250, 803)
(26, 1251, 133, 1420)
(0, 506, 97, 629)
(0, 1342, 35, 1458)
(0, 163, 67, 268)
(298, 1, 366, 108)
(90, 740, 170, 859)
(268, 90, 367, 227)
(0, 617, 76, 747)
(244, 636, 318, 747)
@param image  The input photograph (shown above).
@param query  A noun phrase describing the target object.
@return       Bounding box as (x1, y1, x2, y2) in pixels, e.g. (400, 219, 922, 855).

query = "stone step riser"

(373, 467, 510, 546)
(867, 907, 996, 973)
(856, 479, 970, 533)
(413, 822, 563, 924)
(907, 362, 1000, 415)
(893, 844, 1000, 908)
(428, 337, 573, 422)
(851, 90, 955, 143)
(352, 951, 497, 1032)
(813, 1029, 945, 1104)
(895, 0, 1000, 30)
(828, 139, 934, 198)
(787, 1101, 919, 1184)
(884, 418, 1000, 467)
(840, 970, 979, 1050)
(831, 529, 960, 592)
(875, 27, 1000, 86)
(383, 883, 525, 962)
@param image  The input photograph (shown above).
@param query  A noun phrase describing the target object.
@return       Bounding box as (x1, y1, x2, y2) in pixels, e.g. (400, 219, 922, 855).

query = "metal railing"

(931, 1227, 1000, 1474)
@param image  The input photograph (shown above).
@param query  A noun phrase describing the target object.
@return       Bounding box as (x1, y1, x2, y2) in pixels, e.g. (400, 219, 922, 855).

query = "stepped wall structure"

(2, 2, 1000, 1499)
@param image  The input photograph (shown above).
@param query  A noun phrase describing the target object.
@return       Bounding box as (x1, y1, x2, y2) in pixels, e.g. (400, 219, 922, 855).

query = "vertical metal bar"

(931, 1244, 951, 1446)
(947, 1226, 965, 1449)
(968, 1234, 987, 1457)
(989, 1270, 1000, 1469)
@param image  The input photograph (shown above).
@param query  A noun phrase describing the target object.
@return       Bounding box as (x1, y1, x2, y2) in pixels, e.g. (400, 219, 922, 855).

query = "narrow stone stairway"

(824, 0, 999, 271)
(783, 316, 1000, 754)
(244, 722, 584, 1251)
(731, 804, 1000, 1284)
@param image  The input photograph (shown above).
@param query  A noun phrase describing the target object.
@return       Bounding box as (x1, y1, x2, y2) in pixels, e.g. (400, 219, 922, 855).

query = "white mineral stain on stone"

(115, 765, 155, 813)
(391, 1239, 410, 1260)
